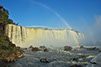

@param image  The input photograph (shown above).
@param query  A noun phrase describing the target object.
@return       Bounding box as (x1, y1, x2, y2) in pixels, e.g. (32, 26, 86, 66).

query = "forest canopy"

(0, 5, 23, 64)
(0, 5, 16, 24)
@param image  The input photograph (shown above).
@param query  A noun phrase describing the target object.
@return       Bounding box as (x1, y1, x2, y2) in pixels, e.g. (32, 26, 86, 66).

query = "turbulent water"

(4, 24, 101, 67)
(9, 48, 100, 67)
(5, 24, 84, 48)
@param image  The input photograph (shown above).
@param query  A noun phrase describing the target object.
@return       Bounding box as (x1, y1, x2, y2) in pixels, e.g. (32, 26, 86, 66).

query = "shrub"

(1, 46, 8, 50)
(0, 6, 23, 62)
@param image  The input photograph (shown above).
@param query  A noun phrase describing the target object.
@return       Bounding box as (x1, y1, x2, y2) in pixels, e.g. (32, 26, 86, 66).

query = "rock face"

(64, 46, 72, 51)
(16, 51, 24, 58)
(5, 24, 84, 48)
(2, 51, 24, 63)
(31, 47, 41, 51)
(40, 46, 46, 49)
(44, 48, 48, 52)
(29, 45, 33, 48)
(80, 46, 85, 48)
(0, 23, 24, 64)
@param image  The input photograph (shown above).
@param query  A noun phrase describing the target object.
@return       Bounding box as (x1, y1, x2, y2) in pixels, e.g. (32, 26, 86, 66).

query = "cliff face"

(5, 24, 84, 48)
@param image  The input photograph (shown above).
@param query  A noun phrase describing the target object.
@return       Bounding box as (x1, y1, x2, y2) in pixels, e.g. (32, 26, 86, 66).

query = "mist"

(82, 15, 101, 46)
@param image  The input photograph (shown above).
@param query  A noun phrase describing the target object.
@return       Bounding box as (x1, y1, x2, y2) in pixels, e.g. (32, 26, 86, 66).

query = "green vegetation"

(0, 33, 19, 56)
(0, 6, 23, 63)
(0, 7, 16, 24)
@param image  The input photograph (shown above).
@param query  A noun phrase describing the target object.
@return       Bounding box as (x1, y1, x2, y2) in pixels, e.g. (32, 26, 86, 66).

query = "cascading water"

(5, 24, 84, 48)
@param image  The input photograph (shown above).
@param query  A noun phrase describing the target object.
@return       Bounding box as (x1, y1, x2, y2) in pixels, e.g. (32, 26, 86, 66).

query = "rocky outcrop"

(44, 48, 48, 52)
(40, 58, 52, 63)
(0, 23, 24, 64)
(64, 46, 72, 51)
(31, 47, 41, 51)
(87, 47, 99, 51)
(40, 46, 46, 49)
(29, 45, 33, 48)
(2, 51, 24, 63)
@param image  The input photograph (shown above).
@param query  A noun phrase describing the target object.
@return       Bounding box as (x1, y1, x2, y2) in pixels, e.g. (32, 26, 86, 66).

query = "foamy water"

(10, 48, 100, 67)
(5, 24, 84, 48)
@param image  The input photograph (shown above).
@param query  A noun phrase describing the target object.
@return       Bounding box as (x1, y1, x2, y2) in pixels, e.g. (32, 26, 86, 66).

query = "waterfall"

(5, 24, 84, 48)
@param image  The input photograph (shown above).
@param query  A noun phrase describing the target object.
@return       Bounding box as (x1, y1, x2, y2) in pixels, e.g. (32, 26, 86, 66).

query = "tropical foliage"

(0, 6, 22, 62)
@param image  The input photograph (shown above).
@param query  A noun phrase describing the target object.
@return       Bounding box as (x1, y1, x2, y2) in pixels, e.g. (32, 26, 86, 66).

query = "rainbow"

(30, 1, 81, 48)
(72, 31, 80, 48)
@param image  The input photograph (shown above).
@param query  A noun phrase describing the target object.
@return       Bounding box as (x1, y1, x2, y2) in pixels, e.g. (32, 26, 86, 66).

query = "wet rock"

(21, 48, 27, 51)
(80, 46, 85, 48)
(24, 48, 27, 50)
(16, 46, 20, 49)
(31, 47, 41, 51)
(16, 51, 24, 58)
(18, 54, 24, 58)
(40, 46, 46, 49)
(44, 48, 48, 52)
(72, 58, 79, 62)
(90, 61, 96, 64)
(99, 50, 101, 52)
(40, 58, 52, 63)
(29, 45, 33, 48)
(20, 50, 24, 53)
(70, 64, 83, 67)
(87, 47, 99, 51)
(22, 48, 27, 50)
(64, 46, 72, 51)
(10, 44, 16, 47)
(81, 55, 86, 59)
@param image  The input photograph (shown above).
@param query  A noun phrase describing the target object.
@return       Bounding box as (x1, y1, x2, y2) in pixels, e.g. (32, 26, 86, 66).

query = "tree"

(8, 19, 13, 24)
(0, 6, 15, 24)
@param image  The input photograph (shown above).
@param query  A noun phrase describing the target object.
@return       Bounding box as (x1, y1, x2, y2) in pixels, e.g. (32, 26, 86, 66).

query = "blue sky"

(0, 0, 101, 31)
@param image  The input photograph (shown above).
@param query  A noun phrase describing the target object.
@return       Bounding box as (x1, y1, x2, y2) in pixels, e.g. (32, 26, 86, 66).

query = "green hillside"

(0, 5, 23, 65)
